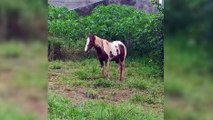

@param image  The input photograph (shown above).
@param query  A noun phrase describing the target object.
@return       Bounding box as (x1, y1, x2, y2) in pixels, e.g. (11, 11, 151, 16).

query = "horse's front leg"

(99, 60, 104, 78)
(106, 60, 110, 79)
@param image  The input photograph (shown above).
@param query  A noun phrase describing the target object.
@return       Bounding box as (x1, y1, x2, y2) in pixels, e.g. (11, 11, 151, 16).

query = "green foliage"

(48, 4, 163, 66)
(165, 0, 213, 42)
(1, 0, 47, 40)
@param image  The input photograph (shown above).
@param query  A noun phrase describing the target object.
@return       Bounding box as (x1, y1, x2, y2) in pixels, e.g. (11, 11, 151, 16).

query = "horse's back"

(112, 41, 127, 58)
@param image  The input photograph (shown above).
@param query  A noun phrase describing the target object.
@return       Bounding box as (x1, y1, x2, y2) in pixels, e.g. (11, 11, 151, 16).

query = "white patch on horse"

(84, 37, 90, 52)
(114, 41, 127, 56)
(107, 41, 123, 59)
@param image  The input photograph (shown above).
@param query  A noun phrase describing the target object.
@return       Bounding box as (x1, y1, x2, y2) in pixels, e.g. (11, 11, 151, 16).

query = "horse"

(84, 34, 127, 81)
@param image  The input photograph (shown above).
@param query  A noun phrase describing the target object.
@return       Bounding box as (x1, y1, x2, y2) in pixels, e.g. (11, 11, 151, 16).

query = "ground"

(48, 58, 164, 120)
(0, 41, 47, 120)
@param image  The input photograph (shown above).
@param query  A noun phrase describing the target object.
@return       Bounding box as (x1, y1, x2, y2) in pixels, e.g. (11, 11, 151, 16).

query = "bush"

(48, 4, 163, 66)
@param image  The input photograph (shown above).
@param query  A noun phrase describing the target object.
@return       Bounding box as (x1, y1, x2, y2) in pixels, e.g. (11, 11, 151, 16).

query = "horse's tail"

(123, 44, 127, 58)
(120, 42, 127, 59)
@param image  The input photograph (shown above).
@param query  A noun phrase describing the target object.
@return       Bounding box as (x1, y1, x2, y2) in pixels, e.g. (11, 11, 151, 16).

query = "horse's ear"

(89, 33, 94, 37)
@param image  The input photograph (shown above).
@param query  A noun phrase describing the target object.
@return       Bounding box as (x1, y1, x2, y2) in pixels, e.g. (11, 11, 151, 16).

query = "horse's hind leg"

(119, 61, 125, 81)
(122, 61, 125, 80)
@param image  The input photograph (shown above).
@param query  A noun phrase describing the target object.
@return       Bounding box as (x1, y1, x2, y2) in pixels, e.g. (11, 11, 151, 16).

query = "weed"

(94, 79, 115, 88)
(49, 61, 63, 69)
(131, 94, 145, 103)
(85, 89, 98, 99)
(75, 70, 88, 80)
(131, 94, 156, 104)
(127, 79, 149, 90)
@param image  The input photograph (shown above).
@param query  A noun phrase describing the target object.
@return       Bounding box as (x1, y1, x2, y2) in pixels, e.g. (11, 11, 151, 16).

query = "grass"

(85, 89, 99, 99)
(49, 57, 164, 119)
(0, 103, 38, 120)
(48, 92, 161, 120)
(94, 79, 115, 88)
(0, 41, 47, 88)
(0, 41, 47, 119)
(127, 79, 149, 90)
(165, 36, 213, 120)
(49, 60, 63, 69)
(131, 94, 156, 105)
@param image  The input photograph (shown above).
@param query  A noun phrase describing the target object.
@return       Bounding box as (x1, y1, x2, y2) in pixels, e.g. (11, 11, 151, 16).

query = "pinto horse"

(84, 34, 127, 81)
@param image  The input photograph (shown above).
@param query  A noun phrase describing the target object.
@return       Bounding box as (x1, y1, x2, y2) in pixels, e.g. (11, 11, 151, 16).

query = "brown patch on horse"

(94, 45, 108, 62)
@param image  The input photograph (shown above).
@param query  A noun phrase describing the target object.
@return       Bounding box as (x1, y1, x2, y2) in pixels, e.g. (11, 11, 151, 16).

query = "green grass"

(49, 60, 63, 69)
(0, 41, 47, 88)
(127, 79, 149, 90)
(165, 37, 213, 120)
(0, 103, 38, 120)
(85, 89, 99, 99)
(94, 79, 115, 88)
(49, 57, 164, 119)
(48, 92, 161, 120)
(0, 41, 47, 119)
(131, 94, 156, 105)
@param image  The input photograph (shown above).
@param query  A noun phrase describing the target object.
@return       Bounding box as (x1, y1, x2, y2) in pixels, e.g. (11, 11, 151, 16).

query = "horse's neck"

(94, 37, 104, 48)
(94, 37, 109, 56)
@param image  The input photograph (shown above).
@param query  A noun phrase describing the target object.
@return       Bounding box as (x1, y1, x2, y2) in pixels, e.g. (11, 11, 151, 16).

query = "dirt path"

(48, 72, 133, 104)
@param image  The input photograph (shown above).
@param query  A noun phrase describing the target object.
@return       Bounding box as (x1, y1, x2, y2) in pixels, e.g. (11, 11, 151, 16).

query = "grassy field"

(48, 57, 164, 120)
(0, 41, 47, 120)
(165, 37, 213, 120)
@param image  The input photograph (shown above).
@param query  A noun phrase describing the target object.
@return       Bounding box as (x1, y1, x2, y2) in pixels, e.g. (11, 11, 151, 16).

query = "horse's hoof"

(119, 78, 124, 81)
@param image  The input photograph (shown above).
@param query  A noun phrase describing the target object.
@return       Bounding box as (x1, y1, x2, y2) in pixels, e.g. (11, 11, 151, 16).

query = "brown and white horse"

(84, 34, 127, 81)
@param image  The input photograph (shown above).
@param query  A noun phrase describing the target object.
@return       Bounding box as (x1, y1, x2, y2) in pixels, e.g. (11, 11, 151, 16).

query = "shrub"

(48, 4, 163, 67)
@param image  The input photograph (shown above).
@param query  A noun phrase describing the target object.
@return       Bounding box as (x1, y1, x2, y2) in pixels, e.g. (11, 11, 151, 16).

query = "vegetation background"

(0, 0, 47, 120)
(165, 0, 213, 120)
(48, 2, 164, 120)
(0, 0, 212, 120)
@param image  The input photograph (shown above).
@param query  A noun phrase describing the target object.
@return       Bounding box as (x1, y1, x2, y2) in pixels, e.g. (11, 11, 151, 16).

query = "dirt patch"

(98, 88, 133, 104)
(59, 86, 133, 104)
(63, 87, 90, 104)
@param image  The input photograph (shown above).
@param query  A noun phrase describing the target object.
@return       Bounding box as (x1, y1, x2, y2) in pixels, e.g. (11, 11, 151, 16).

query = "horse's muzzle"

(84, 50, 88, 53)
(84, 50, 89, 55)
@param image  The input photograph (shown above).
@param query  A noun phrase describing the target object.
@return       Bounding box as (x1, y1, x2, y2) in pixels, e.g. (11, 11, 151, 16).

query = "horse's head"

(84, 34, 95, 53)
